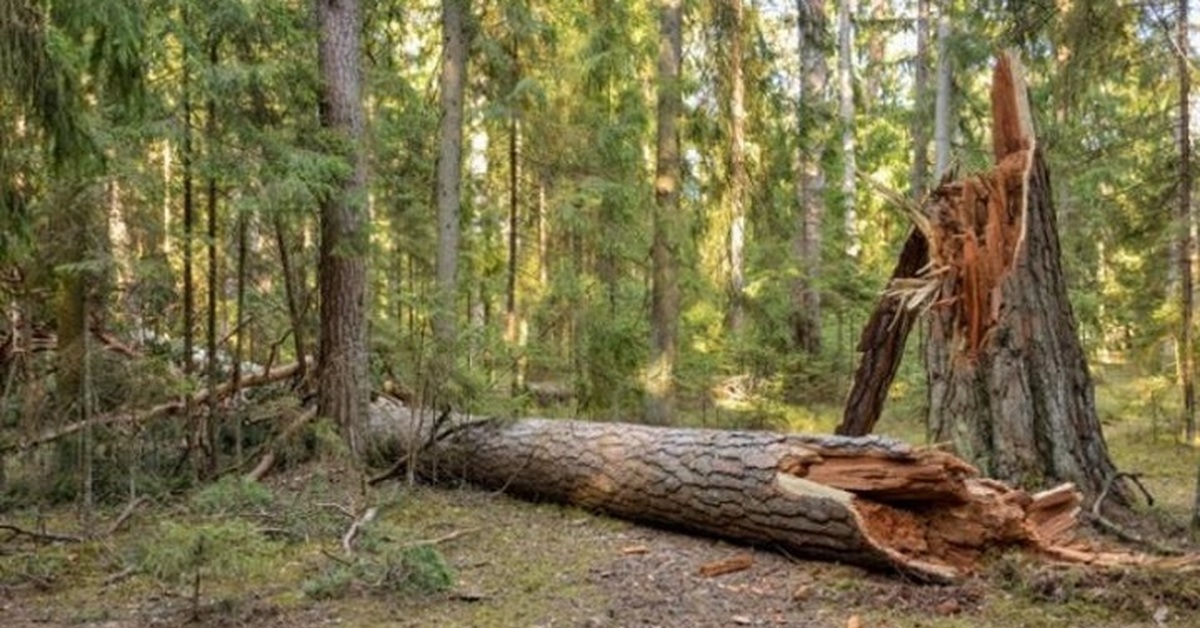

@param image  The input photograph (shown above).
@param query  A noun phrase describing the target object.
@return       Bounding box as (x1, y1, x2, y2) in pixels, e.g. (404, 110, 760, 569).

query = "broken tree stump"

(838, 229, 928, 436)
(365, 397, 1087, 583)
(839, 51, 1127, 504)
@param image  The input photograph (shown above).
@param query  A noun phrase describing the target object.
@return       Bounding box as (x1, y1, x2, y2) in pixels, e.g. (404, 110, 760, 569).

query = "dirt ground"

(2, 480, 1197, 628)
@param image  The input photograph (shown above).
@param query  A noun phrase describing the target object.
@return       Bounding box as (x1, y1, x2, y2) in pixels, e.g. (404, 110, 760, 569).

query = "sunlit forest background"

(1, 0, 1196, 504)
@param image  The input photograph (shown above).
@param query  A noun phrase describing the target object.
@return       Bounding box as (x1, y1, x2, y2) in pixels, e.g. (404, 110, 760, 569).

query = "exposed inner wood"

(697, 554, 754, 577)
(838, 51, 1035, 437)
(364, 398, 1196, 584)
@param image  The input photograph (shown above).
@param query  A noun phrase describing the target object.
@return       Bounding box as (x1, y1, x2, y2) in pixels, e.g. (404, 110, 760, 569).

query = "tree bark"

(434, 0, 468, 360)
(932, 1, 951, 178)
(909, 0, 930, 199)
(364, 401, 1087, 583)
(273, 215, 309, 383)
(925, 53, 1124, 503)
(837, 230, 927, 436)
(316, 0, 369, 456)
(791, 0, 828, 355)
(837, 0, 859, 258)
(204, 36, 221, 477)
(1176, 0, 1195, 442)
(504, 35, 526, 394)
(181, 21, 197, 444)
(726, 0, 748, 333)
(646, 0, 683, 425)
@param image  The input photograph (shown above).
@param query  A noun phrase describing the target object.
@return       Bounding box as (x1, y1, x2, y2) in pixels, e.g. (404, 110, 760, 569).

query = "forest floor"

(3, 364, 1200, 627)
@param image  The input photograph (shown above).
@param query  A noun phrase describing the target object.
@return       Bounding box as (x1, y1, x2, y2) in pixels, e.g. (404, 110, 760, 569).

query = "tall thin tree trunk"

(727, 0, 748, 333)
(316, 0, 369, 456)
(647, 0, 683, 424)
(536, 173, 548, 288)
(837, 0, 859, 258)
(204, 38, 220, 477)
(162, 140, 173, 258)
(231, 209, 248, 467)
(1177, 0, 1195, 443)
(862, 0, 886, 110)
(467, 124, 489, 371)
(275, 217, 308, 382)
(909, 0, 930, 199)
(79, 287, 93, 528)
(506, 41, 522, 391)
(792, 0, 828, 356)
(181, 28, 197, 465)
(434, 0, 468, 366)
(933, 0, 951, 178)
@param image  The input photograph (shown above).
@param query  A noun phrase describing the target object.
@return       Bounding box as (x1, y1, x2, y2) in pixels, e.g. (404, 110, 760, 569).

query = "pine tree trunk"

(231, 208, 248, 467)
(909, 0, 930, 199)
(204, 37, 221, 477)
(434, 0, 468, 361)
(365, 401, 1086, 583)
(726, 0, 747, 333)
(791, 0, 828, 356)
(316, 0, 369, 456)
(181, 30, 198, 467)
(932, 1, 951, 178)
(837, 0, 859, 258)
(1176, 0, 1195, 442)
(506, 95, 522, 392)
(925, 54, 1123, 502)
(646, 0, 683, 425)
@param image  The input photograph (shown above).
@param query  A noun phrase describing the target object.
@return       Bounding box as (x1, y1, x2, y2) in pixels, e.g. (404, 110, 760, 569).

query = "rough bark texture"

(791, 0, 828, 355)
(1177, 0, 1195, 442)
(316, 0, 369, 456)
(925, 54, 1123, 502)
(434, 0, 468, 354)
(726, 0, 747, 333)
(837, 0, 859, 257)
(646, 0, 683, 425)
(909, 0, 930, 198)
(933, 0, 951, 178)
(364, 399, 1087, 583)
(837, 230, 927, 436)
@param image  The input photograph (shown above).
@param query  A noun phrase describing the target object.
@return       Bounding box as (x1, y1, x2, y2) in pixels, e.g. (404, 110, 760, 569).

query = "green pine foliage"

(0, 0, 1195, 506)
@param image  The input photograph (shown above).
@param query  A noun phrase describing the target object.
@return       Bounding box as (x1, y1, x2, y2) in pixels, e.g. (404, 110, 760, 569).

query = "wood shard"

(698, 554, 754, 578)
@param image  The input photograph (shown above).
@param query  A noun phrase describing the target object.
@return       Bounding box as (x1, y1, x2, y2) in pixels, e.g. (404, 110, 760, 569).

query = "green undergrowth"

(3, 361, 1199, 625)
(0, 466, 616, 626)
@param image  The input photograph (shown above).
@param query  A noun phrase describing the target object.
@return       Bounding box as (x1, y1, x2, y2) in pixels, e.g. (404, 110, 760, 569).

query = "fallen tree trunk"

(365, 398, 1087, 582)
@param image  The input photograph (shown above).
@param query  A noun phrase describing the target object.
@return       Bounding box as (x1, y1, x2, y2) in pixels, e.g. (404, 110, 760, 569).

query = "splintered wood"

(864, 54, 1033, 362)
(366, 396, 1172, 583)
(698, 554, 754, 578)
(837, 52, 1036, 436)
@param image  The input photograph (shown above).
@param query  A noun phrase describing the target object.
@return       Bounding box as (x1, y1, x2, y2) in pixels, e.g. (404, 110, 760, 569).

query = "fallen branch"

(243, 405, 318, 482)
(0, 523, 85, 544)
(367, 453, 410, 486)
(4, 361, 304, 456)
(402, 527, 477, 549)
(106, 496, 150, 536)
(342, 507, 378, 555)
